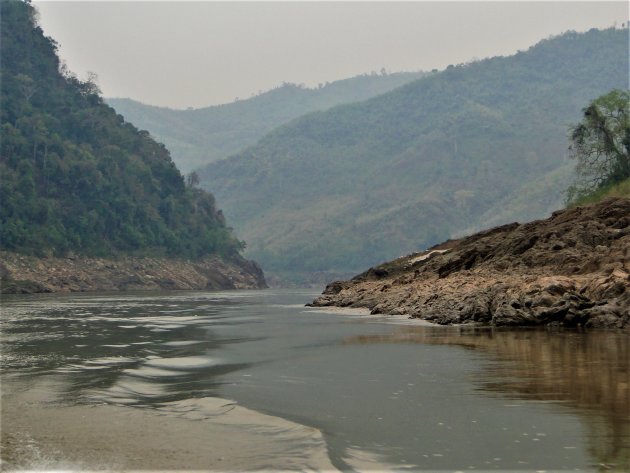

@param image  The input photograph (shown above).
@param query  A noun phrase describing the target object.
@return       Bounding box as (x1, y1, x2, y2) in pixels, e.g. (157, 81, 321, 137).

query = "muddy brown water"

(1, 289, 628, 471)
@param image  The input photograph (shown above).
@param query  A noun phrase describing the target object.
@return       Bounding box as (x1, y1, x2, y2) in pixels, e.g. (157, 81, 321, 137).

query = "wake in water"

(2, 375, 338, 471)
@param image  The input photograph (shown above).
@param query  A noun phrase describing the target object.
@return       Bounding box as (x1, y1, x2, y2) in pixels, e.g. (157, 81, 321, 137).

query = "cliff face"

(311, 198, 630, 328)
(0, 253, 266, 294)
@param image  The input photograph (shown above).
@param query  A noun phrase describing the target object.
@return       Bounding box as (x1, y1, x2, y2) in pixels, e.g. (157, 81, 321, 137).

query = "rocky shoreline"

(310, 198, 630, 329)
(0, 252, 266, 294)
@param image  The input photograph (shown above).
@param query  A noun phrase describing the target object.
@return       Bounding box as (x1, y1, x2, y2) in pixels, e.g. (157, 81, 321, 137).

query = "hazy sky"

(33, 1, 628, 109)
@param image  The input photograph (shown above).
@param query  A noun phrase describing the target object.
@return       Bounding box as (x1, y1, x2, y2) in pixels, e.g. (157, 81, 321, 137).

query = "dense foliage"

(567, 89, 629, 203)
(199, 28, 629, 277)
(0, 0, 244, 258)
(107, 71, 427, 172)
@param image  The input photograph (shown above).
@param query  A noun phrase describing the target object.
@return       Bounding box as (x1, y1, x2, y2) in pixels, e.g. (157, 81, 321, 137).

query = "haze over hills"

(106, 72, 427, 173)
(198, 28, 629, 282)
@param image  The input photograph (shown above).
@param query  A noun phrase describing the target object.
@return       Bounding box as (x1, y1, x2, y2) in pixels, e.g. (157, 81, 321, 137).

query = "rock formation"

(0, 253, 266, 293)
(310, 198, 629, 328)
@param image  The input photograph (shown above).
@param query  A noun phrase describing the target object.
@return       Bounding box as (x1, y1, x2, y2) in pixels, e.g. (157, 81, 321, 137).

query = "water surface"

(1, 289, 628, 471)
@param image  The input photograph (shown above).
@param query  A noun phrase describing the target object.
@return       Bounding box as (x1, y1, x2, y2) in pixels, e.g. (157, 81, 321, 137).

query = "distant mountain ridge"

(107, 71, 427, 172)
(198, 28, 629, 281)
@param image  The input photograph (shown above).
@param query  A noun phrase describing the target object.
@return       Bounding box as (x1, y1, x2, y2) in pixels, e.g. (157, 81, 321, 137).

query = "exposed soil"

(0, 252, 266, 293)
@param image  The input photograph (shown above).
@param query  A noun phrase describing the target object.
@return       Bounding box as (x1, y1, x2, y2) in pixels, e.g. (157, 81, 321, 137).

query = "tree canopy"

(0, 0, 244, 259)
(567, 89, 630, 203)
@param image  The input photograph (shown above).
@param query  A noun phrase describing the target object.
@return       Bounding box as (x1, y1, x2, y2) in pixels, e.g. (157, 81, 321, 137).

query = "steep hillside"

(200, 28, 629, 279)
(0, 0, 258, 285)
(107, 72, 427, 172)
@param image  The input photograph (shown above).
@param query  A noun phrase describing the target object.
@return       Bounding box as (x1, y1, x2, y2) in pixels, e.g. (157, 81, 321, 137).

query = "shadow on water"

(343, 326, 630, 470)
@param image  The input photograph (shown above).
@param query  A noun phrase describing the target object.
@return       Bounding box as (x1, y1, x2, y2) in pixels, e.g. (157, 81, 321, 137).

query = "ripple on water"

(123, 366, 184, 379)
(85, 357, 136, 366)
(342, 445, 410, 471)
(162, 340, 202, 347)
(103, 378, 166, 399)
(144, 356, 220, 370)
(146, 324, 185, 330)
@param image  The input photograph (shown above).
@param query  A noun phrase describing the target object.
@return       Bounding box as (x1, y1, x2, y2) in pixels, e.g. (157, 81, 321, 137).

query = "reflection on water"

(1, 291, 629, 471)
(345, 326, 630, 470)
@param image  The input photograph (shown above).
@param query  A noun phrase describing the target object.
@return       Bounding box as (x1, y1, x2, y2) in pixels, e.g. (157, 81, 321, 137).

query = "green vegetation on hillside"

(570, 177, 630, 206)
(0, 0, 243, 258)
(567, 89, 629, 204)
(107, 72, 427, 172)
(199, 28, 629, 277)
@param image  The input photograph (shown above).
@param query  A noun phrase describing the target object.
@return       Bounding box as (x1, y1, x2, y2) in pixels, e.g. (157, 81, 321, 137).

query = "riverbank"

(0, 251, 266, 293)
(311, 198, 630, 328)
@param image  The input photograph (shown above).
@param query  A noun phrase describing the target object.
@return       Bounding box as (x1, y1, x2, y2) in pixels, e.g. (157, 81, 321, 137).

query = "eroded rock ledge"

(0, 252, 266, 293)
(310, 198, 630, 328)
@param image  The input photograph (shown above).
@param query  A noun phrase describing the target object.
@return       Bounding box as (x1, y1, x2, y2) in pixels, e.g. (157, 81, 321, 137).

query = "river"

(1, 289, 628, 471)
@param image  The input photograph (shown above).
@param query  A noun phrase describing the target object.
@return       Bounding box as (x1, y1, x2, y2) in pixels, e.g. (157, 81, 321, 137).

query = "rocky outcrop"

(0, 252, 266, 294)
(310, 198, 630, 328)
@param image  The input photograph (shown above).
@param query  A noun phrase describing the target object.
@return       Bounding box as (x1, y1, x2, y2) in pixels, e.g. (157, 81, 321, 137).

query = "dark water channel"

(1, 289, 628, 471)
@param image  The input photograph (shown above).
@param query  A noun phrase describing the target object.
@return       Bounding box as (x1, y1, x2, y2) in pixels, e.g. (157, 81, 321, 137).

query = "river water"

(1, 289, 628, 471)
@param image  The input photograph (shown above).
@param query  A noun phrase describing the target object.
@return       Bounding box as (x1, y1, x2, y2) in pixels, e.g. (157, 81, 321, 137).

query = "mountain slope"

(0, 0, 245, 262)
(199, 28, 629, 279)
(106, 72, 427, 172)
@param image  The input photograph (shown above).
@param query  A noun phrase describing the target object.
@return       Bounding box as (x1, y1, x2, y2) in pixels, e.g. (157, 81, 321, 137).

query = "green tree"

(15, 73, 37, 102)
(567, 89, 630, 202)
(186, 170, 200, 188)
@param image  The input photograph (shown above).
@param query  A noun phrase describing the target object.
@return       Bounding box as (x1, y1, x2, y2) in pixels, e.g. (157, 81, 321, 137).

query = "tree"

(567, 89, 629, 202)
(16, 73, 37, 102)
(186, 170, 200, 188)
(82, 71, 101, 97)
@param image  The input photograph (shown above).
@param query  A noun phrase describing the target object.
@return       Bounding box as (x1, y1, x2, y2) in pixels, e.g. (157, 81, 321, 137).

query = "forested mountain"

(107, 71, 427, 172)
(0, 0, 244, 259)
(199, 28, 629, 281)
